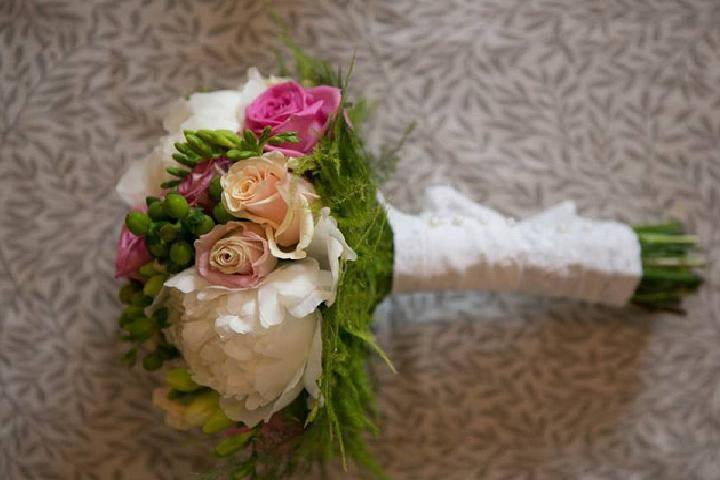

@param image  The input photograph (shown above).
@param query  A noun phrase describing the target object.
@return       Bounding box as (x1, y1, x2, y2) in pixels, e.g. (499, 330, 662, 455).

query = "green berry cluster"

(127, 193, 215, 269)
(117, 276, 178, 370)
(121, 191, 227, 369)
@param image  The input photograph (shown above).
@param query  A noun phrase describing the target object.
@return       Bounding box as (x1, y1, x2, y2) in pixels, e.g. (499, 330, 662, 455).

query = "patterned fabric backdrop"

(2, 0, 720, 479)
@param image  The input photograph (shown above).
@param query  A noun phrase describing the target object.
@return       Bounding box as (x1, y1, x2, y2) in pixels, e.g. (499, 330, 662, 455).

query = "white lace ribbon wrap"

(386, 186, 642, 307)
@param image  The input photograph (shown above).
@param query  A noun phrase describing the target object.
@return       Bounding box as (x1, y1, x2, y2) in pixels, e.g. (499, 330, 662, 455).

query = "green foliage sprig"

(292, 107, 394, 480)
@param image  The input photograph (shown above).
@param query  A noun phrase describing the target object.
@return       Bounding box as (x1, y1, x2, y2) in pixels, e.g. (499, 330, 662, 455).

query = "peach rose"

(194, 222, 276, 288)
(220, 151, 316, 259)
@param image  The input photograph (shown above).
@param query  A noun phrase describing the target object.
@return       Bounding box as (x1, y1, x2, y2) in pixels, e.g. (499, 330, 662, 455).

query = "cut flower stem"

(632, 223, 703, 312)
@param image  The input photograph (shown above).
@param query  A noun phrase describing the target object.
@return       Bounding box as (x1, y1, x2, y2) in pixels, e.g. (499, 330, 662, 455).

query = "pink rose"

(177, 158, 230, 211)
(245, 81, 341, 156)
(220, 151, 316, 258)
(115, 218, 152, 279)
(194, 221, 277, 288)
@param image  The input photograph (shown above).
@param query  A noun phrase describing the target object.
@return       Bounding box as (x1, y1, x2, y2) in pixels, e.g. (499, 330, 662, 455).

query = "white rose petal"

(115, 148, 167, 209)
(162, 98, 191, 133)
(257, 259, 334, 328)
(304, 207, 357, 303)
(181, 90, 245, 132)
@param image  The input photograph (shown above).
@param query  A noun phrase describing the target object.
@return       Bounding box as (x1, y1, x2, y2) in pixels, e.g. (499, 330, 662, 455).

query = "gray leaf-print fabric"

(1, 1, 719, 479)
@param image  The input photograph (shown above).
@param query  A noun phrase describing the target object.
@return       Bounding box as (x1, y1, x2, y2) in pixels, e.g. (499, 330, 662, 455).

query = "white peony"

(115, 68, 271, 207)
(160, 211, 355, 427)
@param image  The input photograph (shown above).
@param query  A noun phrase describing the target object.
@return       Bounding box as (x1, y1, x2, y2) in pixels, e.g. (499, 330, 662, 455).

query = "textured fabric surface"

(1, 1, 720, 479)
(387, 185, 642, 306)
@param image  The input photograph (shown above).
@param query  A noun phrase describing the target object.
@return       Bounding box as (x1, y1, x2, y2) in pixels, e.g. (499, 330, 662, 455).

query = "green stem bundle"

(632, 222, 703, 313)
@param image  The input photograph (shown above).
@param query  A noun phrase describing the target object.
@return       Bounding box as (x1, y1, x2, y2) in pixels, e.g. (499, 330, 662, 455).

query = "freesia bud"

(226, 150, 256, 161)
(185, 132, 213, 157)
(161, 179, 181, 189)
(217, 130, 243, 147)
(185, 391, 219, 426)
(215, 430, 253, 457)
(166, 167, 190, 179)
(166, 368, 199, 392)
(202, 408, 234, 434)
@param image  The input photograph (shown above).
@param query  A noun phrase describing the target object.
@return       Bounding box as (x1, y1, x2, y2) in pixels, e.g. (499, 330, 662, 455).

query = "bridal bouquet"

(114, 46, 702, 479)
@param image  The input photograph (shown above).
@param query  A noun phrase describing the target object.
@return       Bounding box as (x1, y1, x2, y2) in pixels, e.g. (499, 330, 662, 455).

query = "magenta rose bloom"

(194, 222, 277, 288)
(245, 81, 341, 156)
(115, 221, 152, 279)
(177, 158, 230, 211)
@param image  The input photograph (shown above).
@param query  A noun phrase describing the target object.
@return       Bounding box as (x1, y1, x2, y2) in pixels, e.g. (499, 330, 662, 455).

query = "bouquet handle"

(385, 185, 643, 307)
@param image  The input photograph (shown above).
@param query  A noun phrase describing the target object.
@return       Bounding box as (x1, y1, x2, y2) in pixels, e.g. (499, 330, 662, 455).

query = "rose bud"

(194, 222, 277, 289)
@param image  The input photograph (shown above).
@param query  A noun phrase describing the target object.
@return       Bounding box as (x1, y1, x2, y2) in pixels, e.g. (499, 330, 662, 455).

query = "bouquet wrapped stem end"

(632, 222, 704, 313)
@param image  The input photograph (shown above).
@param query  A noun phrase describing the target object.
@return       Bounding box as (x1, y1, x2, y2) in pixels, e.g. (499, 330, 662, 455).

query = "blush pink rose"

(245, 81, 341, 156)
(177, 158, 230, 211)
(194, 222, 277, 288)
(220, 151, 316, 251)
(115, 220, 152, 279)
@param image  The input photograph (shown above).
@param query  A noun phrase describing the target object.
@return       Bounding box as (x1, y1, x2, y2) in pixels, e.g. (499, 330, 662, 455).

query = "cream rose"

(220, 151, 316, 260)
